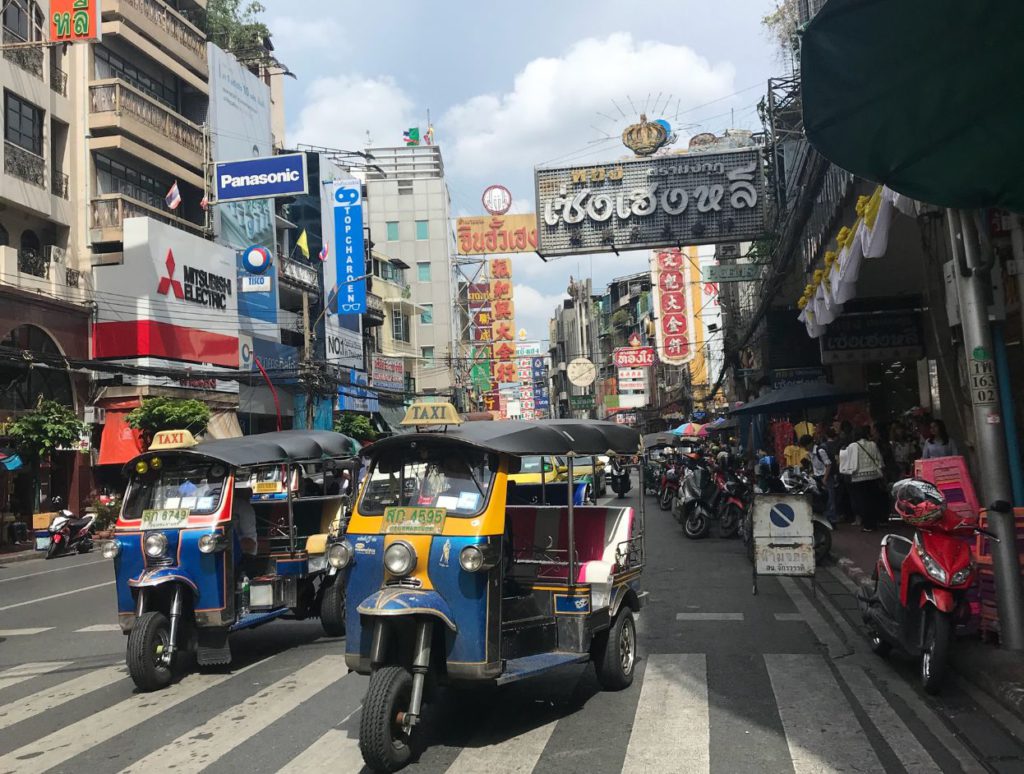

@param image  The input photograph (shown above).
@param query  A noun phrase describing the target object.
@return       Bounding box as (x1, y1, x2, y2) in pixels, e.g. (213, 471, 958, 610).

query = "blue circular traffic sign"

(770, 503, 796, 529)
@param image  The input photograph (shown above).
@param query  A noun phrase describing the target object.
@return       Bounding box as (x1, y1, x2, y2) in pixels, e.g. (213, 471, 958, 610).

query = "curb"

(832, 548, 1024, 724)
(0, 548, 42, 564)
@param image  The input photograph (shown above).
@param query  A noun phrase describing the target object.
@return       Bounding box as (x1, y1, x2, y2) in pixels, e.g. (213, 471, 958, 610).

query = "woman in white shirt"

(844, 426, 885, 532)
(921, 419, 958, 459)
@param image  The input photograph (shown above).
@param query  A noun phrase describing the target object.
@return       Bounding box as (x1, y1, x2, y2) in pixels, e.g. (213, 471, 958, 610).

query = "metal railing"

(1, 28, 43, 78)
(65, 268, 81, 288)
(51, 168, 69, 199)
(89, 79, 204, 156)
(90, 193, 205, 237)
(17, 250, 48, 279)
(49, 64, 68, 96)
(120, 0, 206, 62)
(4, 141, 46, 189)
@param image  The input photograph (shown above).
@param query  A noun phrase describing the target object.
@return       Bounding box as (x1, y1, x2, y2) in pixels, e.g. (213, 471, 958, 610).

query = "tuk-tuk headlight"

(101, 540, 121, 560)
(384, 541, 416, 577)
(327, 540, 354, 569)
(144, 532, 168, 558)
(198, 533, 228, 554)
(459, 544, 498, 572)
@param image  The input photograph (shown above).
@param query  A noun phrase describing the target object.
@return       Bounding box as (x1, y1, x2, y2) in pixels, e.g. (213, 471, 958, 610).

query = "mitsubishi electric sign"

(214, 153, 308, 202)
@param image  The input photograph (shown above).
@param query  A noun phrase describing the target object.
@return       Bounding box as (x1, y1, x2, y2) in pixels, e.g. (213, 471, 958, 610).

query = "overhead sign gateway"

(214, 153, 308, 202)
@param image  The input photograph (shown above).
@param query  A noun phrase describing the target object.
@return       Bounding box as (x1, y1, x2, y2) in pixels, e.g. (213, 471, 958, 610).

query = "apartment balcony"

(278, 257, 319, 293)
(51, 168, 69, 200)
(2, 28, 43, 79)
(89, 79, 204, 170)
(90, 192, 205, 244)
(4, 141, 46, 190)
(0, 246, 90, 306)
(364, 292, 386, 327)
(50, 63, 68, 97)
(102, 0, 208, 79)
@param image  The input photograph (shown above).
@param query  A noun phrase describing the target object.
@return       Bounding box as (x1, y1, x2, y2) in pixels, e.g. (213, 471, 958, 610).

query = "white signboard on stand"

(752, 494, 815, 580)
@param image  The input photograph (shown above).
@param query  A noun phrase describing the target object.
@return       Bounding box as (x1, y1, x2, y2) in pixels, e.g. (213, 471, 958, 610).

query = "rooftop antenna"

(365, 129, 372, 147)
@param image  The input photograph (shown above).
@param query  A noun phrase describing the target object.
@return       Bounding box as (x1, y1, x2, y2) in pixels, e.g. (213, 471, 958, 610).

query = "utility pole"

(950, 209, 1024, 650)
(301, 291, 315, 429)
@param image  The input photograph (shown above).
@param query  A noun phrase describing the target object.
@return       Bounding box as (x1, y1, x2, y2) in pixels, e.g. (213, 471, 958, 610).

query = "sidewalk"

(0, 542, 41, 564)
(830, 523, 1024, 720)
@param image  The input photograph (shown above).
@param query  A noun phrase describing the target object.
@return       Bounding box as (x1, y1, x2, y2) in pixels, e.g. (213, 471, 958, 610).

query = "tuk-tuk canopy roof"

(367, 420, 641, 458)
(126, 430, 360, 470)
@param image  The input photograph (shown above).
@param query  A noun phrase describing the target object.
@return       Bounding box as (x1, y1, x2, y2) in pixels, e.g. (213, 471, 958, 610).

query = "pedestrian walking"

(831, 420, 855, 523)
(921, 419, 958, 459)
(843, 426, 885, 531)
(812, 429, 838, 524)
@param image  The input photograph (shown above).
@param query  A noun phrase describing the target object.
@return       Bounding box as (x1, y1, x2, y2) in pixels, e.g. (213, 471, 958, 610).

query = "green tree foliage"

(7, 399, 87, 460)
(334, 413, 378, 442)
(762, 0, 801, 60)
(126, 397, 210, 436)
(205, 0, 269, 52)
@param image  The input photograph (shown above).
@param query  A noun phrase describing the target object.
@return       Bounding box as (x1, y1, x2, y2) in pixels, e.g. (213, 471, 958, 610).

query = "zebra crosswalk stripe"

(0, 628, 54, 637)
(0, 664, 125, 731)
(766, 653, 883, 774)
(622, 653, 710, 773)
(0, 661, 73, 692)
(119, 655, 348, 773)
(278, 728, 365, 772)
(445, 715, 560, 773)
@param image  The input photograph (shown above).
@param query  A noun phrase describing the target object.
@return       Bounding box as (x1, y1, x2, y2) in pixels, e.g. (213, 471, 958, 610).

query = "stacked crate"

(975, 508, 1024, 642)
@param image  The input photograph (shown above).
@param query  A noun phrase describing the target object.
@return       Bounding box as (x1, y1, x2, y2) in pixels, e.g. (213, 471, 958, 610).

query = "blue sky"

(262, 0, 784, 340)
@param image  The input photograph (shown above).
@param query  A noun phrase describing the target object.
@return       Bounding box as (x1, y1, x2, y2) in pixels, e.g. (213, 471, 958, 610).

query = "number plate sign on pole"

(751, 494, 815, 594)
(705, 263, 762, 283)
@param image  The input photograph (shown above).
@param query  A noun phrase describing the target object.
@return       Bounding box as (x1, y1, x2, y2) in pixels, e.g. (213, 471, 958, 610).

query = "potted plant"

(6, 398, 88, 513)
(126, 397, 210, 449)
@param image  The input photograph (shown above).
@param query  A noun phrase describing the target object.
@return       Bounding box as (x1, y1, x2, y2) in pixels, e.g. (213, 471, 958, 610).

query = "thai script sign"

(535, 148, 765, 258)
(705, 263, 762, 283)
(50, 0, 101, 42)
(612, 347, 655, 368)
(819, 311, 922, 365)
(650, 249, 696, 365)
(457, 215, 538, 255)
(371, 355, 405, 392)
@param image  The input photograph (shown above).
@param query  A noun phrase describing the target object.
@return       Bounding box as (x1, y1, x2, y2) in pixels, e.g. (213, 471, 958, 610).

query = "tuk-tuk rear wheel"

(127, 611, 173, 692)
(593, 608, 636, 691)
(360, 665, 414, 772)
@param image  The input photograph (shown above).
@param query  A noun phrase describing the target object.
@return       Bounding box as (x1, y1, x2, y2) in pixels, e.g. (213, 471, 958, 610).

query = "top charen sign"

(214, 153, 308, 203)
(534, 147, 766, 258)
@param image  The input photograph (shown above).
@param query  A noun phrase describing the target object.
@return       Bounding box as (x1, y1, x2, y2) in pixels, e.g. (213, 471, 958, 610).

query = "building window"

(373, 256, 404, 284)
(2, 0, 43, 41)
(398, 179, 413, 195)
(417, 261, 431, 282)
(421, 303, 433, 324)
(385, 221, 399, 241)
(415, 220, 429, 240)
(392, 309, 410, 343)
(4, 92, 43, 155)
(421, 346, 434, 365)
(94, 45, 179, 109)
(94, 152, 170, 210)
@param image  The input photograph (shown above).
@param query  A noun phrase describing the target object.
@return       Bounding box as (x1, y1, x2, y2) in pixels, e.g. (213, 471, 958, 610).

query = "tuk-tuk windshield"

(123, 460, 228, 520)
(359, 445, 496, 517)
(520, 456, 554, 474)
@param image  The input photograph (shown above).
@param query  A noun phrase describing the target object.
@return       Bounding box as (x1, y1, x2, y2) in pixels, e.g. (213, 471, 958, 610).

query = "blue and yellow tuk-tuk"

(103, 429, 359, 691)
(329, 404, 645, 771)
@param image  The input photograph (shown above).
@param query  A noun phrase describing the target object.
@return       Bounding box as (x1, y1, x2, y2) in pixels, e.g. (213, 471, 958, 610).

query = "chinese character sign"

(651, 248, 695, 366)
(457, 215, 539, 255)
(50, 0, 101, 42)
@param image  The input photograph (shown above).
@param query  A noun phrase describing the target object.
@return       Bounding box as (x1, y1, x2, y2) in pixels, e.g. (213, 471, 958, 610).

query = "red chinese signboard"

(651, 248, 694, 365)
(612, 347, 655, 368)
(456, 215, 538, 255)
(50, 0, 101, 42)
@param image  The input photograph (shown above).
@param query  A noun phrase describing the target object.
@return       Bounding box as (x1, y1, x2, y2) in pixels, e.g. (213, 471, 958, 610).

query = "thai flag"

(165, 181, 181, 210)
(318, 241, 329, 262)
(199, 192, 209, 210)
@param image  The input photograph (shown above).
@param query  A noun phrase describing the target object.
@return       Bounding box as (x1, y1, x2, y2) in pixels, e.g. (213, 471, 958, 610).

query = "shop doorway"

(865, 360, 920, 422)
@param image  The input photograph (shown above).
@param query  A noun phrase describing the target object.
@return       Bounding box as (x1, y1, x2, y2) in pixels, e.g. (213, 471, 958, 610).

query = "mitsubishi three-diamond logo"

(157, 249, 184, 299)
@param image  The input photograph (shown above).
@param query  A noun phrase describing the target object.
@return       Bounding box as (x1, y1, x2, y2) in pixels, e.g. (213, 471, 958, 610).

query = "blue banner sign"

(214, 153, 308, 202)
(332, 180, 367, 314)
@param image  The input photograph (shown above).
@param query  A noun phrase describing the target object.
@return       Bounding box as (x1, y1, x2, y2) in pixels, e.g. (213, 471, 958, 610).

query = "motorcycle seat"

(66, 517, 92, 531)
(885, 537, 912, 574)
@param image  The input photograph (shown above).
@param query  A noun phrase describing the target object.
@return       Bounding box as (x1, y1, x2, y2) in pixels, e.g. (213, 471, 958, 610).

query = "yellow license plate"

(140, 508, 190, 529)
(254, 482, 280, 494)
(383, 507, 447, 535)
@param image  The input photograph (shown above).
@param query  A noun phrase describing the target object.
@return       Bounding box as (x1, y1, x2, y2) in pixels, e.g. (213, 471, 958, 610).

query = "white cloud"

(440, 33, 736, 180)
(288, 74, 416, 150)
(512, 283, 566, 344)
(269, 16, 346, 57)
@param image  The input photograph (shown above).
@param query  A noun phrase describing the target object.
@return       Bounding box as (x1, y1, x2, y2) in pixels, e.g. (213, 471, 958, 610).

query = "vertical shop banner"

(320, 165, 362, 369)
(332, 180, 367, 314)
(650, 248, 695, 365)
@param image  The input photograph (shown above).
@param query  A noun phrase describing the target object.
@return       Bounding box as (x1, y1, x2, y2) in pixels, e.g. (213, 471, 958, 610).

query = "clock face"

(567, 357, 596, 387)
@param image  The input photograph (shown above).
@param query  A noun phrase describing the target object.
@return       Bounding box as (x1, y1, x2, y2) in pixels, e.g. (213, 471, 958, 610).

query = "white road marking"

(0, 559, 107, 583)
(0, 662, 73, 692)
(778, 576, 851, 658)
(773, 613, 805, 622)
(0, 581, 114, 612)
(74, 624, 122, 633)
(837, 663, 941, 774)
(119, 655, 348, 773)
(675, 612, 744, 621)
(0, 664, 126, 731)
(0, 628, 53, 637)
(623, 654, 709, 774)
(0, 656, 269, 773)
(277, 706, 363, 773)
(766, 653, 882, 774)
(445, 716, 560, 774)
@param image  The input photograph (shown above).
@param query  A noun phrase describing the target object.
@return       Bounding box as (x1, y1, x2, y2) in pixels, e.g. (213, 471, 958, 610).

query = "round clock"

(566, 357, 597, 387)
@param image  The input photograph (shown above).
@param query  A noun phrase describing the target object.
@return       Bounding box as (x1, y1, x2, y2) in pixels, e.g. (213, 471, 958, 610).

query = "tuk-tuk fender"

(610, 584, 643, 619)
(356, 588, 457, 631)
(128, 568, 199, 596)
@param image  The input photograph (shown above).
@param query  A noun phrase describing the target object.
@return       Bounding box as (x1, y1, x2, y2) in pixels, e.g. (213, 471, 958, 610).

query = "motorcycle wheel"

(659, 488, 672, 511)
(921, 609, 952, 694)
(868, 626, 892, 656)
(719, 505, 741, 539)
(127, 611, 173, 692)
(77, 539, 94, 554)
(360, 665, 414, 772)
(45, 540, 60, 560)
(320, 576, 346, 637)
(684, 509, 710, 539)
(813, 522, 832, 563)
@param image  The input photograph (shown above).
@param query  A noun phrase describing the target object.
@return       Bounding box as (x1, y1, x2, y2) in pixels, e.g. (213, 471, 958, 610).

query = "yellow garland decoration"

(798, 296, 808, 310)
(864, 186, 883, 229)
(824, 250, 837, 268)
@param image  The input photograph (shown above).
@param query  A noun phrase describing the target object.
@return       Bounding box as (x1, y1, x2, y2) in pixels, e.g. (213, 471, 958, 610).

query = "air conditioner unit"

(44, 245, 67, 263)
(84, 406, 106, 424)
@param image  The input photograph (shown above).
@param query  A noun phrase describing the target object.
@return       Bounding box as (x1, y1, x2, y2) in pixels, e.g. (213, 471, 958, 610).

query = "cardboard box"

(33, 512, 56, 530)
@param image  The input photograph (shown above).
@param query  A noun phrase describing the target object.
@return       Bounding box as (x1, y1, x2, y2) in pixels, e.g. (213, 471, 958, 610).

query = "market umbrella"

(643, 432, 680, 450)
(706, 417, 737, 434)
(671, 422, 706, 438)
(801, 0, 1024, 212)
(729, 383, 867, 417)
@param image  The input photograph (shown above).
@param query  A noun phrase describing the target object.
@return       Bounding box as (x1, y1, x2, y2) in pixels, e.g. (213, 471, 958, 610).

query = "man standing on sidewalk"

(812, 430, 838, 525)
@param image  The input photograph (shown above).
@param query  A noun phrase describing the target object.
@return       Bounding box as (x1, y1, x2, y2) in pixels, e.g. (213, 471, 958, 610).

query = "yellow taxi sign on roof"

(149, 429, 199, 450)
(400, 402, 463, 427)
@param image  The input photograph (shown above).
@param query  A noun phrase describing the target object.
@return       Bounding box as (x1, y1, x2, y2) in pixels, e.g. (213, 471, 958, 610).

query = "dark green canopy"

(802, 0, 1024, 212)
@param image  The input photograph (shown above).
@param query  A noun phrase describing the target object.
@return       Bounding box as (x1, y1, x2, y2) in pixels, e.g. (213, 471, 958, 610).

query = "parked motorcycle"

(45, 497, 95, 559)
(658, 459, 681, 511)
(676, 458, 715, 538)
(779, 467, 834, 563)
(610, 458, 631, 498)
(858, 478, 996, 693)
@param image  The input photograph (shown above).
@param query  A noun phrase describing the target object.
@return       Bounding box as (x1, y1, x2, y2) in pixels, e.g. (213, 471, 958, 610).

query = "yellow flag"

(296, 230, 309, 259)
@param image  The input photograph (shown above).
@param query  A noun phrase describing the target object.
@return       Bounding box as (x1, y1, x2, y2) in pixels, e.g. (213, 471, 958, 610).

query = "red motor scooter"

(658, 456, 681, 511)
(859, 478, 998, 693)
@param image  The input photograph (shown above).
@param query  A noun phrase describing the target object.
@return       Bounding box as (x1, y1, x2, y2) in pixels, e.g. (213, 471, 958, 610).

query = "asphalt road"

(1, 480, 1024, 773)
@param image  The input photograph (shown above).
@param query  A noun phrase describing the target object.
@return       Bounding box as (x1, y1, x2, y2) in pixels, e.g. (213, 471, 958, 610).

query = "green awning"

(802, 0, 1024, 213)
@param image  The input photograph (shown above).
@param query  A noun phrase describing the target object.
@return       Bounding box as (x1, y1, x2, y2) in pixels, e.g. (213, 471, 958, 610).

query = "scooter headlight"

(144, 532, 168, 558)
(101, 540, 121, 560)
(327, 540, 354, 569)
(951, 563, 975, 586)
(383, 541, 416, 577)
(916, 543, 948, 584)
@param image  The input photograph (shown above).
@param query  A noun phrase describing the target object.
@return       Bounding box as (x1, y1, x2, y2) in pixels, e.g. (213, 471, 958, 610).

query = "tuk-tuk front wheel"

(593, 608, 636, 691)
(320, 577, 346, 637)
(360, 665, 414, 772)
(127, 611, 173, 692)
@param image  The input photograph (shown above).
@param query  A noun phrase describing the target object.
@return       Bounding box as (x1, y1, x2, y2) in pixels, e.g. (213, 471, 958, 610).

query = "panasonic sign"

(213, 153, 308, 202)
